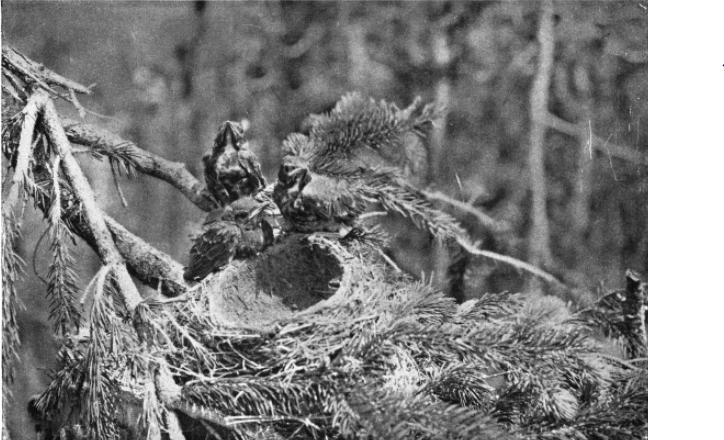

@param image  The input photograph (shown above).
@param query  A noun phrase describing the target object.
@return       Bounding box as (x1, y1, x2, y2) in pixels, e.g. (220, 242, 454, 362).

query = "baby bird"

(203, 120, 266, 206)
(273, 152, 366, 233)
(184, 198, 274, 281)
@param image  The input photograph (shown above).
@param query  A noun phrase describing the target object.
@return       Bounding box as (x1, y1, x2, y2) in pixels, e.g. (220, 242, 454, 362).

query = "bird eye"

(279, 165, 291, 182)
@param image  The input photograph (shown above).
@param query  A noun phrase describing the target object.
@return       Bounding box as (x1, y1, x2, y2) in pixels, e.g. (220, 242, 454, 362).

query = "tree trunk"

(571, 63, 594, 261)
(430, 28, 451, 182)
(527, 0, 555, 269)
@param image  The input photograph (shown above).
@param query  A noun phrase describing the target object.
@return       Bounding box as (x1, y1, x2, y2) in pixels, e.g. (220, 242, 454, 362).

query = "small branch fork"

(3, 44, 197, 298)
(62, 121, 217, 212)
(1, 43, 91, 103)
(36, 90, 144, 312)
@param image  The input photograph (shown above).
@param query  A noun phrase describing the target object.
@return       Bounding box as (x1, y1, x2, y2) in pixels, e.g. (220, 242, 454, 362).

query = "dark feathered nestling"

(184, 198, 274, 281)
(273, 94, 464, 239)
(273, 160, 366, 232)
(203, 120, 266, 207)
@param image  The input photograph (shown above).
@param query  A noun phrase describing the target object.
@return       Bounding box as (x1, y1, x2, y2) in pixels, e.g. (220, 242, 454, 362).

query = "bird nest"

(35, 231, 647, 440)
(202, 232, 349, 330)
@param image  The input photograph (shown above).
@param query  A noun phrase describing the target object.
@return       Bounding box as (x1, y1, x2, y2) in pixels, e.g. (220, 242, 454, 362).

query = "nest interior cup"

(205, 234, 344, 329)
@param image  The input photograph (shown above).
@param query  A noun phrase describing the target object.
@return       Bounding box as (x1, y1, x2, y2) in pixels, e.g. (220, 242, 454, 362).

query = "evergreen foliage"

(1, 210, 24, 389)
(1, 46, 646, 440)
(31, 235, 646, 440)
(45, 157, 83, 335)
(279, 93, 465, 242)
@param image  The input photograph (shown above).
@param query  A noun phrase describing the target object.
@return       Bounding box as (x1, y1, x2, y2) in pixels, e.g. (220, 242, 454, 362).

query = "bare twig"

(283, 24, 325, 59)
(32, 225, 51, 284)
(39, 91, 143, 312)
(68, 89, 86, 120)
(540, 112, 647, 166)
(2, 43, 92, 95)
(456, 237, 563, 288)
(422, 190, 510, 233)
(111, 169, 129, 207)
(225, 414, 319, 429)
(62, 121, 217, 211)
(2, 92, 43, 213)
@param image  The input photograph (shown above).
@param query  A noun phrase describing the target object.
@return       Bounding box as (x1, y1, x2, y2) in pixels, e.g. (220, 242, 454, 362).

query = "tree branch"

(62, 120, 217, 212)
(2, 45, 190, 298)
(422, 190, 510, 233)
(456, 237, 564, 289)
(1, 43, 92, 97)
(58, 197, 187, 297)
(39, 92, 144, 312)
(2, 93, 43, 213)
(527, 0, 556, 268)
(105, 215, 187, 296)
(540, 112, 647, 166)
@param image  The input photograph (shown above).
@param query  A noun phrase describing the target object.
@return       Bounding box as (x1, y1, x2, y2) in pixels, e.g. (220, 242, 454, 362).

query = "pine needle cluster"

(279, 93, 465, 243)
(306, 92, 440, 159)
(33, 235, 646, 440)
(1, 209, 24, 389)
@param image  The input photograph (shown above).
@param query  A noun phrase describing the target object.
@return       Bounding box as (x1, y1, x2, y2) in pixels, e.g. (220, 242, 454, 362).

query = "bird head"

(277, 156, 311, 192)
(213, 119, 250, 152)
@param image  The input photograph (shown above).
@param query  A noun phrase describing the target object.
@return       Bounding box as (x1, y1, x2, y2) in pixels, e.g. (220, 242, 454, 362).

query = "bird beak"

(223, 124, 236, 147)
(291, 168, 311, 188)
(288, 167, 305, 179)
(288, 168, 310, 198)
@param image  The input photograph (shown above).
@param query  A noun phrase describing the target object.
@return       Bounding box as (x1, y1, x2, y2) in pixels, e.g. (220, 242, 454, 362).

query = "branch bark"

(3, 44, 191, 298)
(67, 209, 188, 297)
(527, 0, 555, 268)
(2, 93, 43, 213)
(62, 120, 217, 211)
(423, 190, 510, 233)
(1, 43, 92, 97)
(39, 92, 144, 312)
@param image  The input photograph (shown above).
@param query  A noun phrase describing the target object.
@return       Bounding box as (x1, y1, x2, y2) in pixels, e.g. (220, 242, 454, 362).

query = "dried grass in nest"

(35, 233, 646, 440)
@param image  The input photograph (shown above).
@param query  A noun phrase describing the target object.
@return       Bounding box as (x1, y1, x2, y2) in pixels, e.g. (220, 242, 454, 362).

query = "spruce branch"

(63, 120, 217, 211)
(1, 43, 91, 101)
(39, 91, 144, 313)
(46, 156, 83, 335)
(2, 92, 43, 213)
(1, 210, 25, 387)
(283, 93, 565, 290)
(26, 171, 188, 297)
(0, 92, 42, 389)
(84, 281, 122, 440)
(308, 92, 441, 158)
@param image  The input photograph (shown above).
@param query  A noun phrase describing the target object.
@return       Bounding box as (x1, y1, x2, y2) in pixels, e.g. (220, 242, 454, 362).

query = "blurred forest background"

(2, 1, 646, 437)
